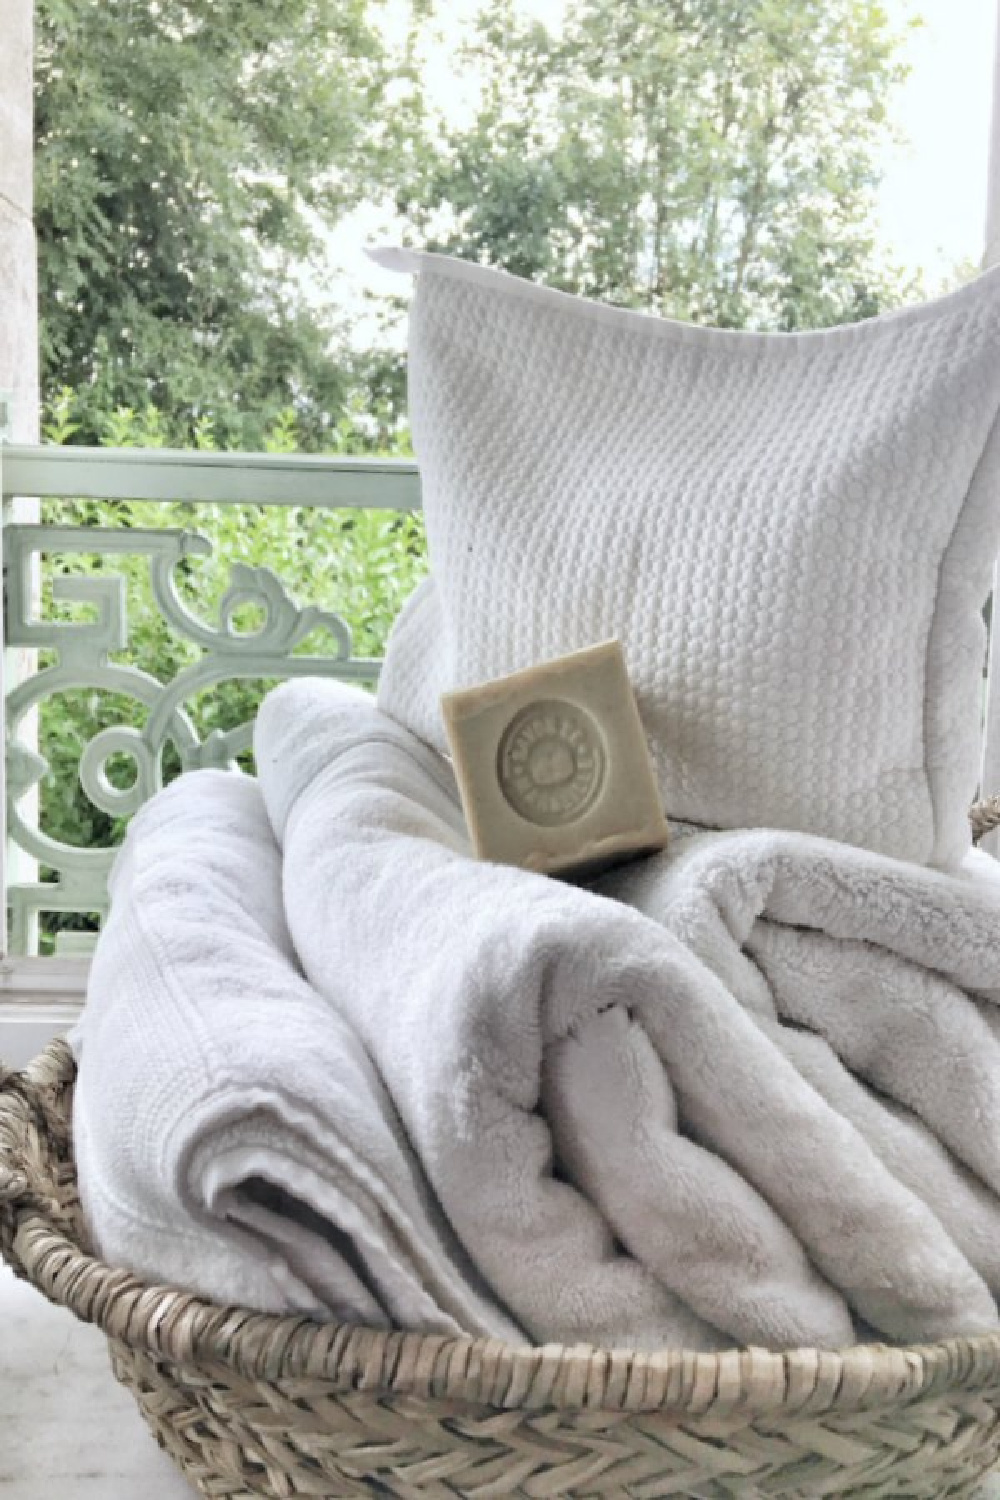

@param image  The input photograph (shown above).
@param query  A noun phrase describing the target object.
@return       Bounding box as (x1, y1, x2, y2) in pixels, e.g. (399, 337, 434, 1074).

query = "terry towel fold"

(71, 678, 1000, 1352)
(72, 768, 523, 1341)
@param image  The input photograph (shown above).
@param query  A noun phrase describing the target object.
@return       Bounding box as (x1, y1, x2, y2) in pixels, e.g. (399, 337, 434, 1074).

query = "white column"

(982, 0, 1000, 848)
(0, 0, 39, 962)
(0, 0, 39, 439)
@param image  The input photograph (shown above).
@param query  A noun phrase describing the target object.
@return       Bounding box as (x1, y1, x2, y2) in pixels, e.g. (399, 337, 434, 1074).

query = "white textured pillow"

(370, 248, 1000, 867)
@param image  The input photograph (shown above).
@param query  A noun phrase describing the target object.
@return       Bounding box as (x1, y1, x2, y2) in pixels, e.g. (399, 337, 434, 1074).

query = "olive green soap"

(440, 639, 669, 877)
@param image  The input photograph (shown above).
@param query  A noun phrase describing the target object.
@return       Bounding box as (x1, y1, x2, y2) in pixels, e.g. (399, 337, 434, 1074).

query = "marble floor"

(2, 1264, 197, 1498)
(6, 1257, 1000, 1498)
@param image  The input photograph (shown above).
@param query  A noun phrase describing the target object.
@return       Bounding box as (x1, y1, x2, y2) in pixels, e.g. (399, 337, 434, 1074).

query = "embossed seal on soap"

(497, 699, 606, 826)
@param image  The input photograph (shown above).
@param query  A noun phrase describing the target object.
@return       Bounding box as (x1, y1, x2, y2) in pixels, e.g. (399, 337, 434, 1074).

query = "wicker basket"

(4, 796, 1000, 1499)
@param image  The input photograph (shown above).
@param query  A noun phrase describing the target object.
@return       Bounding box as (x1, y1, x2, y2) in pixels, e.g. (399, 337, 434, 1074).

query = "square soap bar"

(441, 639, 669, 877)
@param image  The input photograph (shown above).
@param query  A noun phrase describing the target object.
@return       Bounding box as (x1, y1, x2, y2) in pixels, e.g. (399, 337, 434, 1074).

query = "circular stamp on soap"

(497, 699, 606, 826)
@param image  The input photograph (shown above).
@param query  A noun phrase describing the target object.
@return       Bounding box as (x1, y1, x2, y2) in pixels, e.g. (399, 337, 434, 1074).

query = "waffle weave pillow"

(370, 248, 1000, 867)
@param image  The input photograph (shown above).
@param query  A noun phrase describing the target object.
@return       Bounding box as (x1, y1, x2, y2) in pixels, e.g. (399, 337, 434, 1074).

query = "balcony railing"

(1, 444, 422, 966)
(4, 441, 1000, 1014)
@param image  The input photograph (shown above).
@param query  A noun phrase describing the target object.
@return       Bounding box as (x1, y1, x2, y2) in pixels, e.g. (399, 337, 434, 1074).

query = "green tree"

(396, 0, 921, 329)
(34, 394, 425, 950)
(34, 0, 396, 448)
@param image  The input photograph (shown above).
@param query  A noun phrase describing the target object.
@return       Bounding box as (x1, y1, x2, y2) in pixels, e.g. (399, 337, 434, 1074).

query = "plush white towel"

(252, 678, 999, 1348)
(71, 769, 523, 1340)
(72, 679, 1000, 1352)
(597, 823, 1000, 1305)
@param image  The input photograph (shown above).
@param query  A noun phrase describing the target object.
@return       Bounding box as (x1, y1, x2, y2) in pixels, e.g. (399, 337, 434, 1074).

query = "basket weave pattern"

(4, 796, 1000, 1498)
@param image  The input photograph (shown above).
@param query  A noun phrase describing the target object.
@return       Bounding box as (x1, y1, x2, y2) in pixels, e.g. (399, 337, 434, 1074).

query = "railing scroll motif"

(1, 447, 421, 956)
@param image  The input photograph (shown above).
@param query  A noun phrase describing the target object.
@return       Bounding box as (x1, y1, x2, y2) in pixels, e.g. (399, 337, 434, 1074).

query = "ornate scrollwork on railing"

(4, 523, 381, 955)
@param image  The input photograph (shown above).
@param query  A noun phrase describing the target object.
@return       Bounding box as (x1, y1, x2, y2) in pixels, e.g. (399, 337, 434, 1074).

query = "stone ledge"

(1, 1267, 199, 1497)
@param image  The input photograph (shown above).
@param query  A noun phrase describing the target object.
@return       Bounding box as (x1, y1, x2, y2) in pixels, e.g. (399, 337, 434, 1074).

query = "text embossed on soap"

(497, 700, 607, 827)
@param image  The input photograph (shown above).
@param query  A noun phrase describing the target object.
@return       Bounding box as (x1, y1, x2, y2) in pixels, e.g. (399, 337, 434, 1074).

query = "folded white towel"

(598, 823, 1000, 1304)
(71, 769, 523, 1340)
(72, 678, 1000, 1353)
(253, 678, 999, 1348)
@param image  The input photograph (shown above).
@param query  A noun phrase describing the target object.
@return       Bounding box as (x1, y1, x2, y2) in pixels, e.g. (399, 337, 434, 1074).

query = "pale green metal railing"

(1, 445, 422, 957)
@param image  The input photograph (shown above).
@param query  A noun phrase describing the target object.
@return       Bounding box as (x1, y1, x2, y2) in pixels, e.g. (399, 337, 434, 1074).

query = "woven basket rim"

(5, 802, 1000, 1421)
(6, 1039, 1000, 1421)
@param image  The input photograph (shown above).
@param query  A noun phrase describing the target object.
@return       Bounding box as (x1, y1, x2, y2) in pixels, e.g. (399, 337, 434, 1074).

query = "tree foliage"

(29, 0, 928, 950)
(34, 0, 395, 448)
(33, 0, 924, 447)
(397, 0, 921, 329)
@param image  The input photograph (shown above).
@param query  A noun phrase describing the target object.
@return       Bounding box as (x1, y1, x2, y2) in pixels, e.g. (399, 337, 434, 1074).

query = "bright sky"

(341, 0, 1000, 322)
(876, 0, 996, 285)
